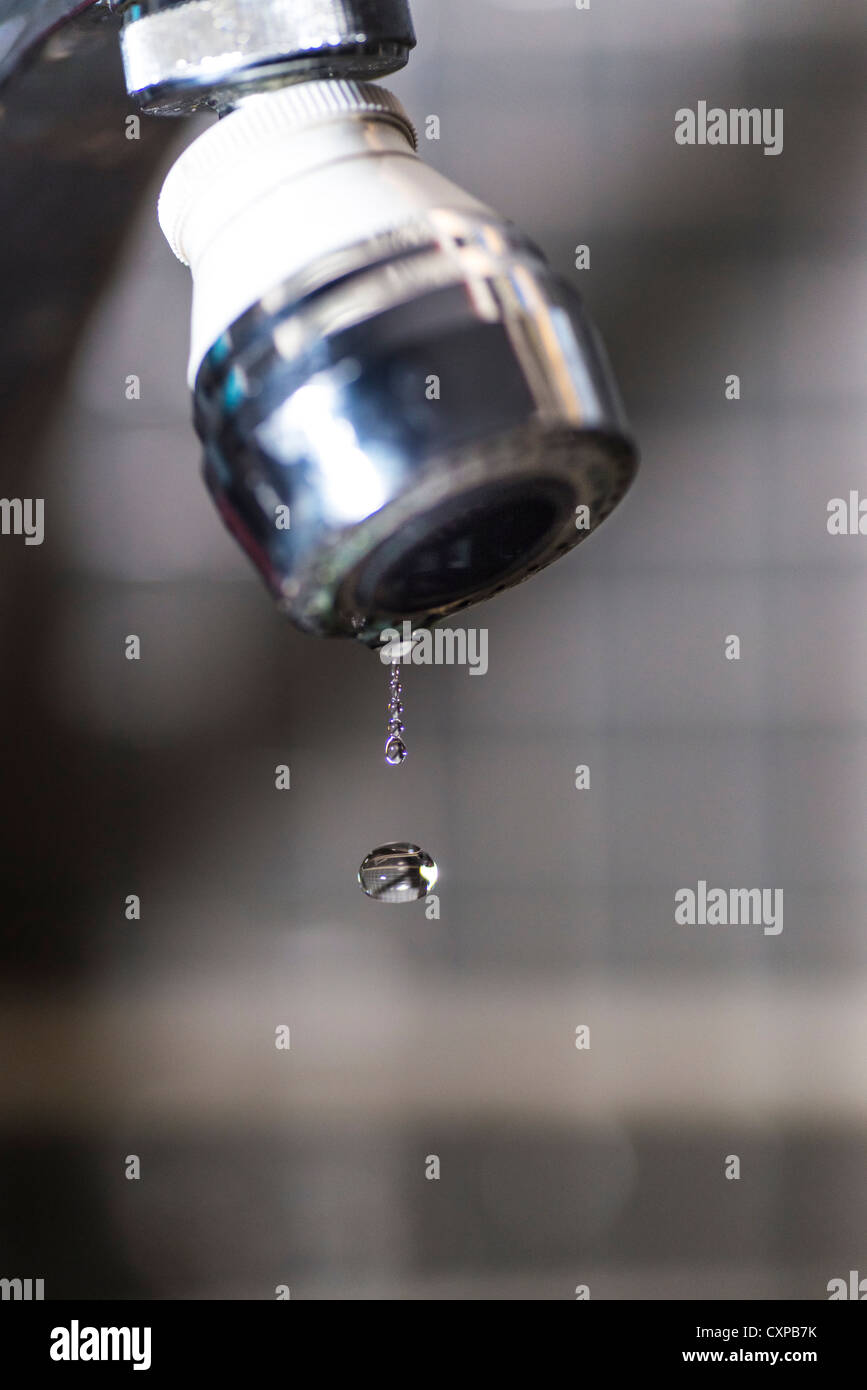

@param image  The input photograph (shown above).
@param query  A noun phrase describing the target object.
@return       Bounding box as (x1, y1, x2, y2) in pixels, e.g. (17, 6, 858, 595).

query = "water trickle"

(358, 843, 438, 904)
(384, 661, 407, 766)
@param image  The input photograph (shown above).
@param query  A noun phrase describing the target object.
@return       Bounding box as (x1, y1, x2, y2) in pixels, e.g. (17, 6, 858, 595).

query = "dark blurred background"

(0, 0, 865, 1299)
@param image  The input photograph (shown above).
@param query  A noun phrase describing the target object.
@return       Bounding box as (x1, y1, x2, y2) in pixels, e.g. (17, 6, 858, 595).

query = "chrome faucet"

(1, 0, 638, 645)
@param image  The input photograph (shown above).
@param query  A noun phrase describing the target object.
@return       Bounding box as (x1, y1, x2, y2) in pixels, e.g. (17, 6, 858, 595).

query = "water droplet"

(358, 843, 438, 904)
(385, 735, 408, 765)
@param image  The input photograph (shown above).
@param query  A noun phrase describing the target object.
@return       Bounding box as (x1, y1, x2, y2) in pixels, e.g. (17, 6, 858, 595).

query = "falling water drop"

(358, 843, 438, 904)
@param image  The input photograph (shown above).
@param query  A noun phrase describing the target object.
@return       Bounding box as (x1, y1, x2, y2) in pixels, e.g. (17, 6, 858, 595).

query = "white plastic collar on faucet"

(158, 81, 486, 385)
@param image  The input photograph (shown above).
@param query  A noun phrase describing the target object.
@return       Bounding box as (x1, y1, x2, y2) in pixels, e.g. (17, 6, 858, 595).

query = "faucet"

(1, 0, 638, 645)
